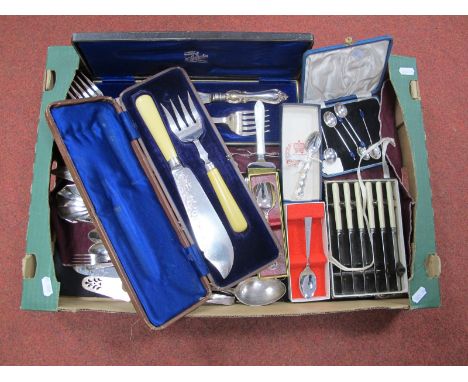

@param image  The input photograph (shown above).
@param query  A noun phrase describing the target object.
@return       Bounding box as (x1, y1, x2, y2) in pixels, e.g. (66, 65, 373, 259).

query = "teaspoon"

(299, 217, 317, 299)
(217, 277, 286, 306)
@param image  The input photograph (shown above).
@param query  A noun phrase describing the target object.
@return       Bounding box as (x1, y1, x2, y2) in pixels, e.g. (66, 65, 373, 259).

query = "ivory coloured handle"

(135, 94, 177, 162)
(207, 168, 248, 233)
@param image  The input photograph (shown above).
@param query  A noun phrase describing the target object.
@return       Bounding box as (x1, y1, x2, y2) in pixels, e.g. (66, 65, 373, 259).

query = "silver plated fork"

(211, 110, 270, 136)
(67, 73, 104, 99)
(161, 92, 248, 233)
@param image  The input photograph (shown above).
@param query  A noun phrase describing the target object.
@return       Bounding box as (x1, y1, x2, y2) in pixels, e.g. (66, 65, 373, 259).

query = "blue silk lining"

(120, 67, 280, 288)
(50, 100, 209, 327)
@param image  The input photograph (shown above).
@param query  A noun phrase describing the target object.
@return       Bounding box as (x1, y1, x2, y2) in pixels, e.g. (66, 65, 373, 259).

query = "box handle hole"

(43, 69, 56, 91)
(22, 254, 37, 279)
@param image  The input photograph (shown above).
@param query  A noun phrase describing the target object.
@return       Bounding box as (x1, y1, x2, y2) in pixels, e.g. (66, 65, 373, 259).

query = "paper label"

(41, 277, 53, 297)
(411, 286, 427, 304)
(399, 67, 415, 76)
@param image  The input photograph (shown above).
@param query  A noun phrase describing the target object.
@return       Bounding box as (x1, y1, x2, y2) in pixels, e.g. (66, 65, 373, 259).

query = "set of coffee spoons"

(322, 103, 382, 164)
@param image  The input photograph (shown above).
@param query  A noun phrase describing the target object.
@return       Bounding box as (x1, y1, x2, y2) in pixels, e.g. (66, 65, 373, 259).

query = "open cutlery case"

(22, 32, 441, 329)
(302, 36, 392, 177)
(45, 65, 282, 328)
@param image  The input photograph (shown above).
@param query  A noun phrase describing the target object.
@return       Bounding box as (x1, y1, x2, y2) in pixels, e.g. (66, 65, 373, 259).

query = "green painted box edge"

(388, 55, 441, 309)
(21, 46, 80, 311)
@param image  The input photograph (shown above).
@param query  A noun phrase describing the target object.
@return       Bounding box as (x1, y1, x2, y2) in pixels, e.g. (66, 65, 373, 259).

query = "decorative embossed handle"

(212, 89, 288, 104)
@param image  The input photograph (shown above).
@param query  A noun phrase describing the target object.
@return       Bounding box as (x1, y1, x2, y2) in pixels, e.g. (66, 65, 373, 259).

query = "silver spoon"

(299, 217, 317, 299)
(295, 131, 321, 199)
(323, 111, 356, 160)
(334, 103, 370, 160)
(221, 277, 286, 306)
(359, 108, 382, 159)
(253, 182, 277, 221)
(321, 129, 338, 165)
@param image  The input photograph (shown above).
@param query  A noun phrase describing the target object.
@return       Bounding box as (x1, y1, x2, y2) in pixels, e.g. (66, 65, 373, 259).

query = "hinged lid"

(302, 36, 393, 105)
(46, 97, 211, 329)
(72, 31, 313, 80)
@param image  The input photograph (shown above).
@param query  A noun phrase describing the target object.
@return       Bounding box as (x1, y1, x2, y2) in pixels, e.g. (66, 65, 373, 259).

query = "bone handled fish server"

(134, 94, 235, 278)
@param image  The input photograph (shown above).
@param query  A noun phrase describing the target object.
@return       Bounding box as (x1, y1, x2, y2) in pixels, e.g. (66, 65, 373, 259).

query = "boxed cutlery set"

(22, 32, 441, 329)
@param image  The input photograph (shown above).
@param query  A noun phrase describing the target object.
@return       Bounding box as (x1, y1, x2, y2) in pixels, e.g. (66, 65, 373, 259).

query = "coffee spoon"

(323, 111, 356, 160)
(359, 108, 382, 159)
(335, 103, 370, 160)
(321, 130, 338, 165)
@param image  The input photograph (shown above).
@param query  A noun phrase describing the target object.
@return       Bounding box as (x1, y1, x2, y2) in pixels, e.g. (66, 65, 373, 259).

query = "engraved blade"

(171, 166, 234, 278)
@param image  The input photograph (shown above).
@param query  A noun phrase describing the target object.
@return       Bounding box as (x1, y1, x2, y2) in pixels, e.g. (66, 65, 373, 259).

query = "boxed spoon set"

(22, 31, 441, 329)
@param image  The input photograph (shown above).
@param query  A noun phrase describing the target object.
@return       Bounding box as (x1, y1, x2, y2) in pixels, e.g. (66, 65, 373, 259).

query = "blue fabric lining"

(73, 37, 311, 80)
(49, 100, 208, 327)
(120, 67, 280, 288)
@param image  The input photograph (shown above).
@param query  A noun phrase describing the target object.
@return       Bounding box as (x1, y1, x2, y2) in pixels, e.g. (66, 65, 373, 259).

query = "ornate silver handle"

(200, 89, 288, 104)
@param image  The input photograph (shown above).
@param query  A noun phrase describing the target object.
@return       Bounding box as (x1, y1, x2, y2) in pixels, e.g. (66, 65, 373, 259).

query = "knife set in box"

(46, 67, 280, 329)
(324, 180, 408, 297)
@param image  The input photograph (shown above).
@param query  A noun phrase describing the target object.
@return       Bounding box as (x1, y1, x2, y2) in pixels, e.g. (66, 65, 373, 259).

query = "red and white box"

(285, 202, 330, 302)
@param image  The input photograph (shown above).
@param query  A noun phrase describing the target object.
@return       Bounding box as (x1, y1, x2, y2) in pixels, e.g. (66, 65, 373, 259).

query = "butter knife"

(82, 276, 130, 301)
(198, 89, 288, 104)
(135, 94, 235, 279)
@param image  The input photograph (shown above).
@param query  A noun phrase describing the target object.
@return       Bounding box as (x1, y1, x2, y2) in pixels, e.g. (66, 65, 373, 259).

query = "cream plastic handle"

(207, 167, 248, 233)
(343, 183, 353, 230)
(366, 182, 375, 229)
(386, 181, 397, 229)
(376, 181, 386, 229)
(354, 182, 364, 229)
(135, 94, 177, 162)
(332, 183, 342, 231)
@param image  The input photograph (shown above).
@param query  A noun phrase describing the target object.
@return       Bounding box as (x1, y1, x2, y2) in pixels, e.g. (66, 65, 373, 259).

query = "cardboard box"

(21, 33, 441, 324)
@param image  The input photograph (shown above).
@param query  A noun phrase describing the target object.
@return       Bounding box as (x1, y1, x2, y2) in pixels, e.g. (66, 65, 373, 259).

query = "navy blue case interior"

(49, 99, 209, 327)
(120, 67, 280, 288)
(95, 80, 298, 145)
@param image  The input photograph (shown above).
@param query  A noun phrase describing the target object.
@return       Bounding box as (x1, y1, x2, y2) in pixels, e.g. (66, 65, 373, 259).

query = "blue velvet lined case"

(46, 98, 211, 329)
(46, 67, 283, 328)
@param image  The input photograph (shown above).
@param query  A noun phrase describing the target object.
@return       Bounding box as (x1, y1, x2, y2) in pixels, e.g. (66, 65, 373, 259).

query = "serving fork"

(67, 73, 104, 99)
(211, 110, 270, 136)
(161, 92, 248, 233)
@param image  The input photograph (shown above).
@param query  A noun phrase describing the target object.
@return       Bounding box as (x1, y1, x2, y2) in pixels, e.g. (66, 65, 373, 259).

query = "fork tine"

(170, 99, 187, 130)
(161, 104, 180, 133)
(76, 76, 98, 97)
(73, 79, 92, 98)
(68, 87, 82, 99)
(178, 95, 194, 124)
(187, 92, 201, 122)
(79, 74, 104, 96)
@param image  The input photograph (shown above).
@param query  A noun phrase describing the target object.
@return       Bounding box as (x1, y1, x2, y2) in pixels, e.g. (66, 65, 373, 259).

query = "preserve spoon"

(299, 217, 317, 299)
(253, 182, 277, 221)
(323, 111, 356, 160)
